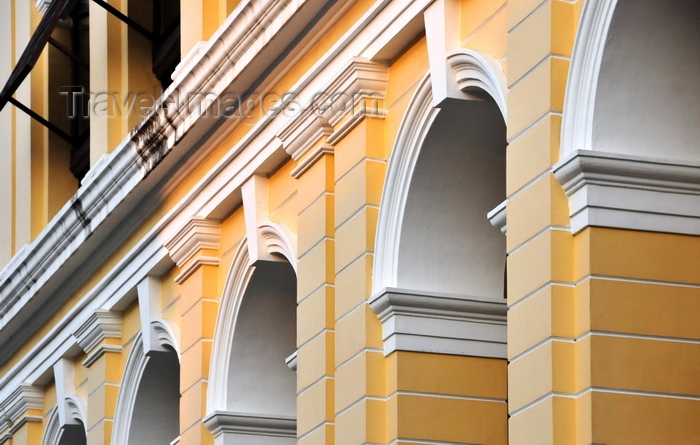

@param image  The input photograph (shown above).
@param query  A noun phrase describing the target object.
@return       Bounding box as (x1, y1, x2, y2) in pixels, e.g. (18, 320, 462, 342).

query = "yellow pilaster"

(165, 219, 222, 445)
(295, 150, 336, 445)
(74, 310, 124, 445)
(505, 0, 583, 443)
(332, 118, 387, 445)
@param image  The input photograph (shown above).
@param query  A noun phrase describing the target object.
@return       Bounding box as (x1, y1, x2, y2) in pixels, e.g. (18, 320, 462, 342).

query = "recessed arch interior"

(592, 0, 700, 160)
(226, 260, 297, 417)
(57, 424, 87, 445)
(127, 348, 180, 445)
(396, 98, 507, 298)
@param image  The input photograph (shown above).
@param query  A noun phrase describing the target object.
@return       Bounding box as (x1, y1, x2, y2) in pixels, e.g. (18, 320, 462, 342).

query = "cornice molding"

(203, 411, 296, 438)
(165, 218, 221, 268)
(554, 150, 700, 235)
(73, 309, 122, 354)
(369, 288, 507, 358)
(277, 58, 388, 167)
(0, 384, 44, 426)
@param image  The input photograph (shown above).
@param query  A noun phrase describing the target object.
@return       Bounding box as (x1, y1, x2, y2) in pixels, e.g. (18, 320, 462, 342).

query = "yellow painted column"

(74, 310, 124, 445)
(504, 1, 587, 443)
(295, 148, 336, 445)
(165, 219, 222, 445)
(331, 118, 386, 445)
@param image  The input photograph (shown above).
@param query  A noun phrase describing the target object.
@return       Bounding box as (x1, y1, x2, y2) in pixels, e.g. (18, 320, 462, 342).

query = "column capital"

(165, 217, 221, 283)
(0, 384, 44, 433)
(73, 309, 122, 366)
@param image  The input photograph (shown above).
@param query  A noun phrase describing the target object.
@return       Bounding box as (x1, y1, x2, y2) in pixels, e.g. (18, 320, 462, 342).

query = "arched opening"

(126, 348, 180, 444)
(397, 98, 506, 297)
(113, 332, 181, 445)
(226, 261, 297, 417)
(592, 0, 700, 161)
(42, 408, 87, 445)
(205, 233, 298, 444)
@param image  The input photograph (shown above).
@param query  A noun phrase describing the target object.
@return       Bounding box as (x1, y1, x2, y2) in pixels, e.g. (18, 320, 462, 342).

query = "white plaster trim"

(111, 329, 179, 445)
(204, 411, 296, 438)
(487, 200, 507, 234)
(258, 223, 298, 272)
(164, 218, 221, 267)
(290, 144, 334, 179)
(111, 334, 148, 445)
(243, 176, 274, 265)
(553, 150, 700, 235)
(284, 351, 298, 372)
(369, 288, 507, 358)
(207, 240, 255, 413)
(53, 359, 87, 426)
(560, 0, 619, 156)
(82, 344, 122, 369)
(448, 50, 508, 120)
(137, 276, 163, 354)
(372, 75, 437, 294)
(40, 408, 61, 445)
(73, 309, 122, 353)
(151, 319, 181, 356)
(0, 384, 43, 425)
(424, 0, 461, 105)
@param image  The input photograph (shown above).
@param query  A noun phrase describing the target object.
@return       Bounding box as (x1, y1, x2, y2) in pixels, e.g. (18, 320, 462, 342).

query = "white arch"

(206, 222, 297, 414)
(560, 0, 619, 156)
(111, 326, 180, 445)
(207, 239, 255, 413)
(41, 407, 86, 445)
(41, 409, 63, 445)
(372, 51, 507, 294)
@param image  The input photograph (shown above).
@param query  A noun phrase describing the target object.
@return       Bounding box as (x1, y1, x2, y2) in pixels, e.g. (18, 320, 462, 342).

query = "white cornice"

(369, 288, 507, 358)
(487, 200, 507, 235)
(0, 384, 44, 425)
(277, 58, 388, 163)
(164, 218, 221, 268)
(554, 150, 700, 235)
(73, 309, 122, 353)
(203, 411, 296, 438)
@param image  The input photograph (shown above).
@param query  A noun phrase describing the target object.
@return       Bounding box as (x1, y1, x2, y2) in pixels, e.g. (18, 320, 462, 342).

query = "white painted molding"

(560, 0, 619, 156)
(448, 50, 508, 120)
(369, 288, 507, 358)
(111, 334, 148, 445)
(207, 241, 255, 413)
(164, 218, 221, 268)
(111, 329, 179, 445)
(40, 408, 61, 445)
(73, 309, 122, 354)
(258, 223, 297, 272)
(424, 0, 461, 106)
(554, 150, 700, 235)
(203, 411, 296, 439)
(487, 200, 507, 235)
(284, 351, 297, 372)
(151, 319, 181, 357)
(277, 107, 333, 161)
(372, 75, 437, 294)
(53, 359, 87, 426)
(277, 58, 388, 163)
(35, 0, 51, 15)
(137, 276, 165, 354)
(243, 176, 275, 265)
(290, 144, 334, 179)
(0, 384, 44, 425)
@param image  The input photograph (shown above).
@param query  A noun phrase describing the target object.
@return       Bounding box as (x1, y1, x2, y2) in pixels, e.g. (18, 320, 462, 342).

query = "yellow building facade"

(0, 0, 699, 444)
